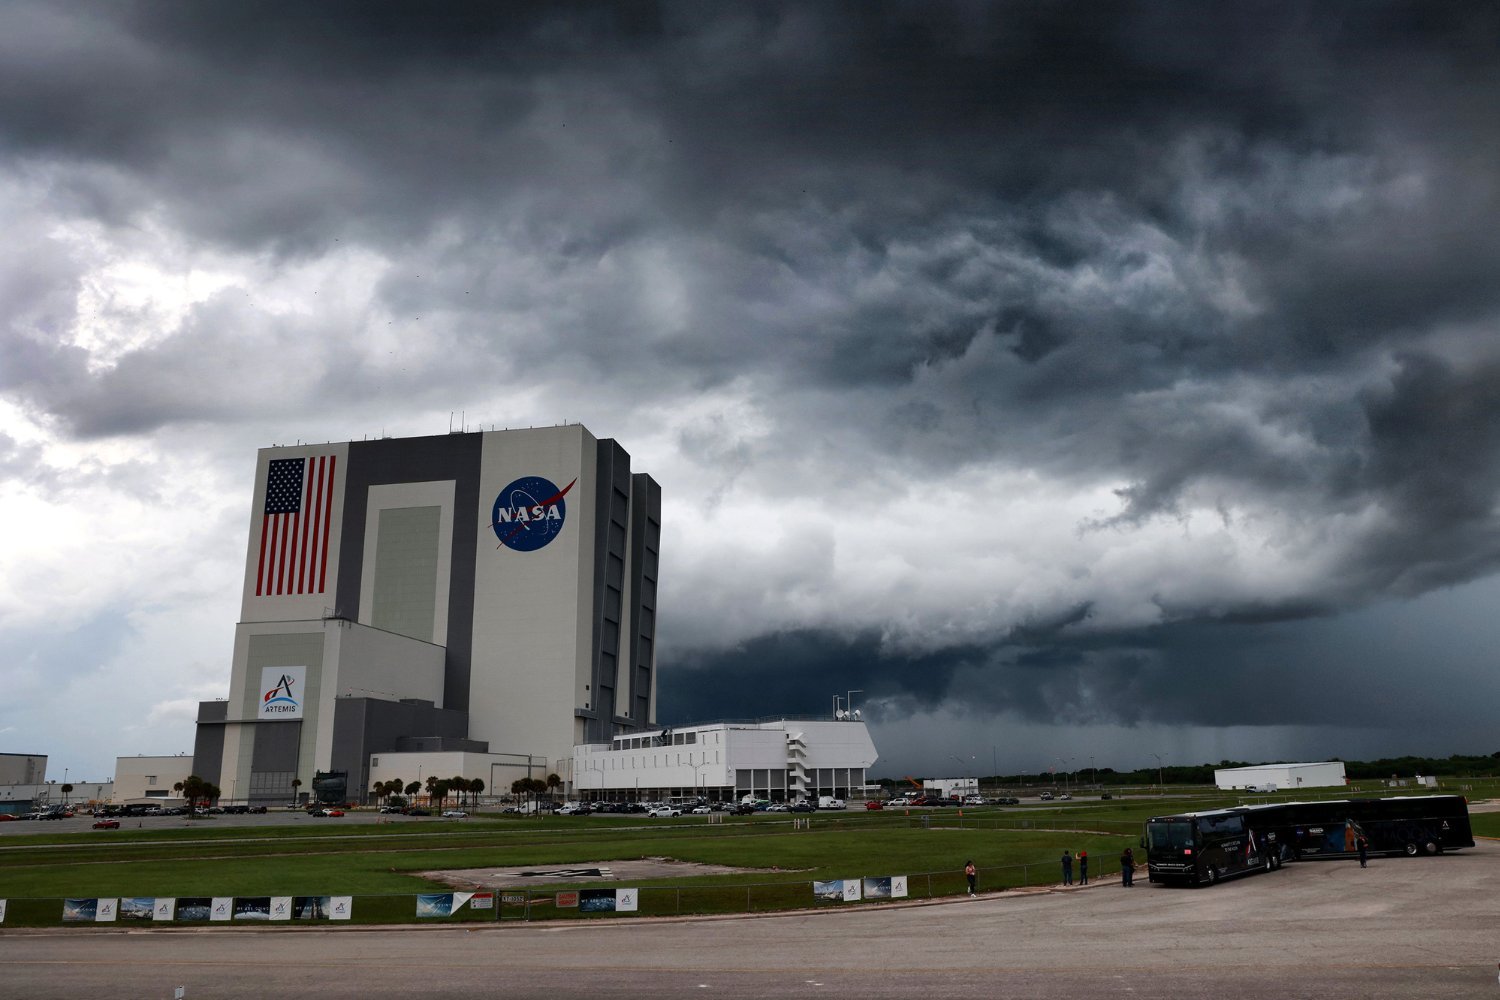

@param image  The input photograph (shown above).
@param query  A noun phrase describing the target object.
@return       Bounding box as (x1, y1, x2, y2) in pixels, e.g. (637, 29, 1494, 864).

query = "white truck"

(817, 796, 846, 810)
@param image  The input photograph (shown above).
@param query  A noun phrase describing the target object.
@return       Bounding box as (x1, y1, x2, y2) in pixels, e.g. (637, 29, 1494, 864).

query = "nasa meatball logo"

(492, 476, 577, 551)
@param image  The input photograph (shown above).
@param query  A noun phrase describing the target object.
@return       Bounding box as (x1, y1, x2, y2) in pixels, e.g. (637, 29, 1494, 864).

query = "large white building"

(573, 718, 879, 803)
(1214, 761, 1347, 791)
(194, 424, 661, 804)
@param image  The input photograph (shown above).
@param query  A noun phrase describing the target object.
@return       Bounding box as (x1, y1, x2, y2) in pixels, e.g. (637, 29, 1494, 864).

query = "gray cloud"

(3, 1, 1500, 775)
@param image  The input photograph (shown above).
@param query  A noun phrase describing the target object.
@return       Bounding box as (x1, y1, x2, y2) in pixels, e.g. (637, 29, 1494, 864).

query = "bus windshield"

(1148, 819, 1194, 851)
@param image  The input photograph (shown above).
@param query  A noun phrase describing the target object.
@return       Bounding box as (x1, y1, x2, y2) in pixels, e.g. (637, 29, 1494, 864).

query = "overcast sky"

(3, 2, 1499, 784)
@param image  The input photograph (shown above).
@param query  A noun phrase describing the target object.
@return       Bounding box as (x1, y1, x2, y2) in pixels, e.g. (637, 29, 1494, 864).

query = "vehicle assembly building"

(192, 424, 661, 805)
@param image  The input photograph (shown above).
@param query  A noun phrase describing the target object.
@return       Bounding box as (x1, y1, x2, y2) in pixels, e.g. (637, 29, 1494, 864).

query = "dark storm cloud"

(5, 1, 1500, 750)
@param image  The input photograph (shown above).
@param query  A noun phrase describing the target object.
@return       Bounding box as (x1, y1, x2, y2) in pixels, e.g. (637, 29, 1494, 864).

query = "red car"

(93, 819, 121, 830)
(864, 800, 884, 811)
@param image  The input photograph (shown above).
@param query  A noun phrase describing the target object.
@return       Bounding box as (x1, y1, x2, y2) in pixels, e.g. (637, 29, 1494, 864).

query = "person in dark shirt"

(1061, 850, 1073, 885)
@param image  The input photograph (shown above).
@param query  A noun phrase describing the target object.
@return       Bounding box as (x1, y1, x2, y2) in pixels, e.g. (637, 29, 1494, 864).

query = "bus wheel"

(1423, 840, 1439, 855)
(1205, 866, 1217, 885)
(1404, 842, 1419, 856)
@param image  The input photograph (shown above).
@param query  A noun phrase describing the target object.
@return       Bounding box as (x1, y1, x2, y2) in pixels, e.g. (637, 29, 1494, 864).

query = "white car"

(766, 802, 789, 812)
(649, 805, 682, 818)
(691, 805, 712, 814)
(441, 809, 468, 818)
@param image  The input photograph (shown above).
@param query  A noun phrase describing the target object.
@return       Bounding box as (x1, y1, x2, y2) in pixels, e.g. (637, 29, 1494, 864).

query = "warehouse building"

(1214, 761, 1347, 792)
(193, 424, 661, 805)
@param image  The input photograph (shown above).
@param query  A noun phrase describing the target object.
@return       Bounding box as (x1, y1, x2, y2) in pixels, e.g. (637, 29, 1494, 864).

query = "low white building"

(573, 718, 879, 802)
(114, 755, 196, 803)
(1214, 761, 1346, 792)
(365, 749, 557, 803)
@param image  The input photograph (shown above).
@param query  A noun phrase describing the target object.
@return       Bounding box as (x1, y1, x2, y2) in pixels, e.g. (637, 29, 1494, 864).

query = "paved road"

(3, 846, 1496, 998)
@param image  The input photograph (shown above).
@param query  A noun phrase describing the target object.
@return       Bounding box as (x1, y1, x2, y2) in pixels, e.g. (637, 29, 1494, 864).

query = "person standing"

(965, 859, 978, 896)
(1356, 834, 1369, 869)
(1120, 847, 1134, 887)
(1061, 850, 1073, 886)
(1078, 849, 1089, 885)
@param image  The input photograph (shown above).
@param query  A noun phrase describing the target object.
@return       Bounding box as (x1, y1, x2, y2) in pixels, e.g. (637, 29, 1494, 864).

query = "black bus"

(1277, 794, 1473, 859)
(1145, 794, 1473, 886)
(1145, 804, 1287, 886)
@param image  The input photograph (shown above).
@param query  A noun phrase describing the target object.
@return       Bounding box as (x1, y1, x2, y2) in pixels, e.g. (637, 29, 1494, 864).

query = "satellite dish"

(836, 709, 848, 720)
(852, 709, 861, 720)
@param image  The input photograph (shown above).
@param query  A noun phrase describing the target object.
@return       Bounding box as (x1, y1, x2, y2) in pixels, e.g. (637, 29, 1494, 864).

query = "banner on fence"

(270, 897, 293, 920)
(861, 876, 908, 899)
(121, 897, 155, 921)
(0, 899, 6, 923)
(616, 888, 638, 912)
(62, 899, 97, 922)
(470, 892, 493, 910)
(210, 897, 233, 922)
(417, 892, 478, 918)
(177, 897, 211, 921)
(329, 896, 352, 920)
(234, 897, 272, 921)
(556, 891, 579, 908)
(154, 898, 175, 921)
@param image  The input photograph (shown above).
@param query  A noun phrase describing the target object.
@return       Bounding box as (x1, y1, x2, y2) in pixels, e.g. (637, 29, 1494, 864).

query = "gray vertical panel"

(627, 473, 661, 725)
(337, 433, 482, 713)
(370, 506, 441, 641)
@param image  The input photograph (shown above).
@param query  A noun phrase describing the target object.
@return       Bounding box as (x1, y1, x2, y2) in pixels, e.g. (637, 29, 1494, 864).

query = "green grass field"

(1, 786, 1490, 926)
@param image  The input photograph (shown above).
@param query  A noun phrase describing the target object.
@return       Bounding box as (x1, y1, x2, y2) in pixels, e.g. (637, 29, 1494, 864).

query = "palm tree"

(404, 780, 420, 800)
(61, 783, 73, 805)
(290, 777, 302, 805)
(470, 778, 485, 809)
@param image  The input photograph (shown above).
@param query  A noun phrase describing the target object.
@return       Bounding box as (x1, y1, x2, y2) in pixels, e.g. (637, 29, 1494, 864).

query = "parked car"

(556, 803, 590, 816)
(790, 801, 815, 813)
(92, 818, 121, 829)
(315, 807, 345, 817)
(1059, 793, 1071, 801)
(441, 809, 468, 818)
(691, 805, 712, 814)
(1039, 792, 1054, 801)
(648, 805, 682, 818)
(1100, 793, 1113, 800)
(995, 796, 1021, 806)
(404, 807, 431, 816)
(864, 800, 884, 811)
(766, 803, 789, 813)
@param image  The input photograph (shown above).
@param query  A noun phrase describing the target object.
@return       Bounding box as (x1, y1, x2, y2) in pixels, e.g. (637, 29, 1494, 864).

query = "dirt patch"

(417, 856, 794, 890)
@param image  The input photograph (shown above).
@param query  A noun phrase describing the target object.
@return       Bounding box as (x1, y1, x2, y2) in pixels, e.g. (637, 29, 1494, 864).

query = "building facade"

(114, 755, 196, 803)
(194, 424, 661, 804)
(572, 718, 879, 802)
(1214, 761, 1347, 791)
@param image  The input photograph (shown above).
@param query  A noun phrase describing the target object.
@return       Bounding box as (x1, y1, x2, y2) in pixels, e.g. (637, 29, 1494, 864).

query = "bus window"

(1149, 820, 1194, 851)
(1197, 813, 1244, 837)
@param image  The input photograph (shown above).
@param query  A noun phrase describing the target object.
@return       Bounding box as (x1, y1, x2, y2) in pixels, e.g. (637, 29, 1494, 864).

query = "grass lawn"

(1, 786, 1488, 925)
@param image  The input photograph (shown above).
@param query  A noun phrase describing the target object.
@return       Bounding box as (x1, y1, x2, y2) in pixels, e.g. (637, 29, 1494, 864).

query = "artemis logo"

(492, 476, 576, 552)
(264, 673, 297, 710)
(258, 666, 306, 720)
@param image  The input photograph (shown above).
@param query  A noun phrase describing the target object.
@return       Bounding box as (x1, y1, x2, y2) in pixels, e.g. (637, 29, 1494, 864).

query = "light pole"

(1090, 756, 1096, 789)
(1055, 756, 1075, 793)
(1151, 753, 1166, 790)
(846, 689, 863, 720)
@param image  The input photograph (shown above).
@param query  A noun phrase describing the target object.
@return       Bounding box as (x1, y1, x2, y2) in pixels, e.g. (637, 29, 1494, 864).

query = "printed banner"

(416, 894, 453, 918)
(120, 897, 156, 921)
(469, 893, 493, 910)
(293, 896, 333, 920)
(176, 898, 212, 922)
(578, 889, 616, 913)
(555, 891, 579, 908)
(154, 898, 176, 921)
(891, 876, 908, 898)
(862, 877, 892, 899)
(210, 897, 233, 922)
(257, 666, 307, 720)
(813, 880, 845, 901)
(0, 899, 6, 923)
(615, 888, 638, 913)
(95, 898, 118, 922)
(329, 896, 352, 920)
(62, 899, 97, 922)
(270, 897, 293, 921)
(234, 897, 272, 920)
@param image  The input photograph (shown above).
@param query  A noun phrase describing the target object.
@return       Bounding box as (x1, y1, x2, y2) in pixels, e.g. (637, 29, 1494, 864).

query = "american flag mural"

(256, 455, 337, 597)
